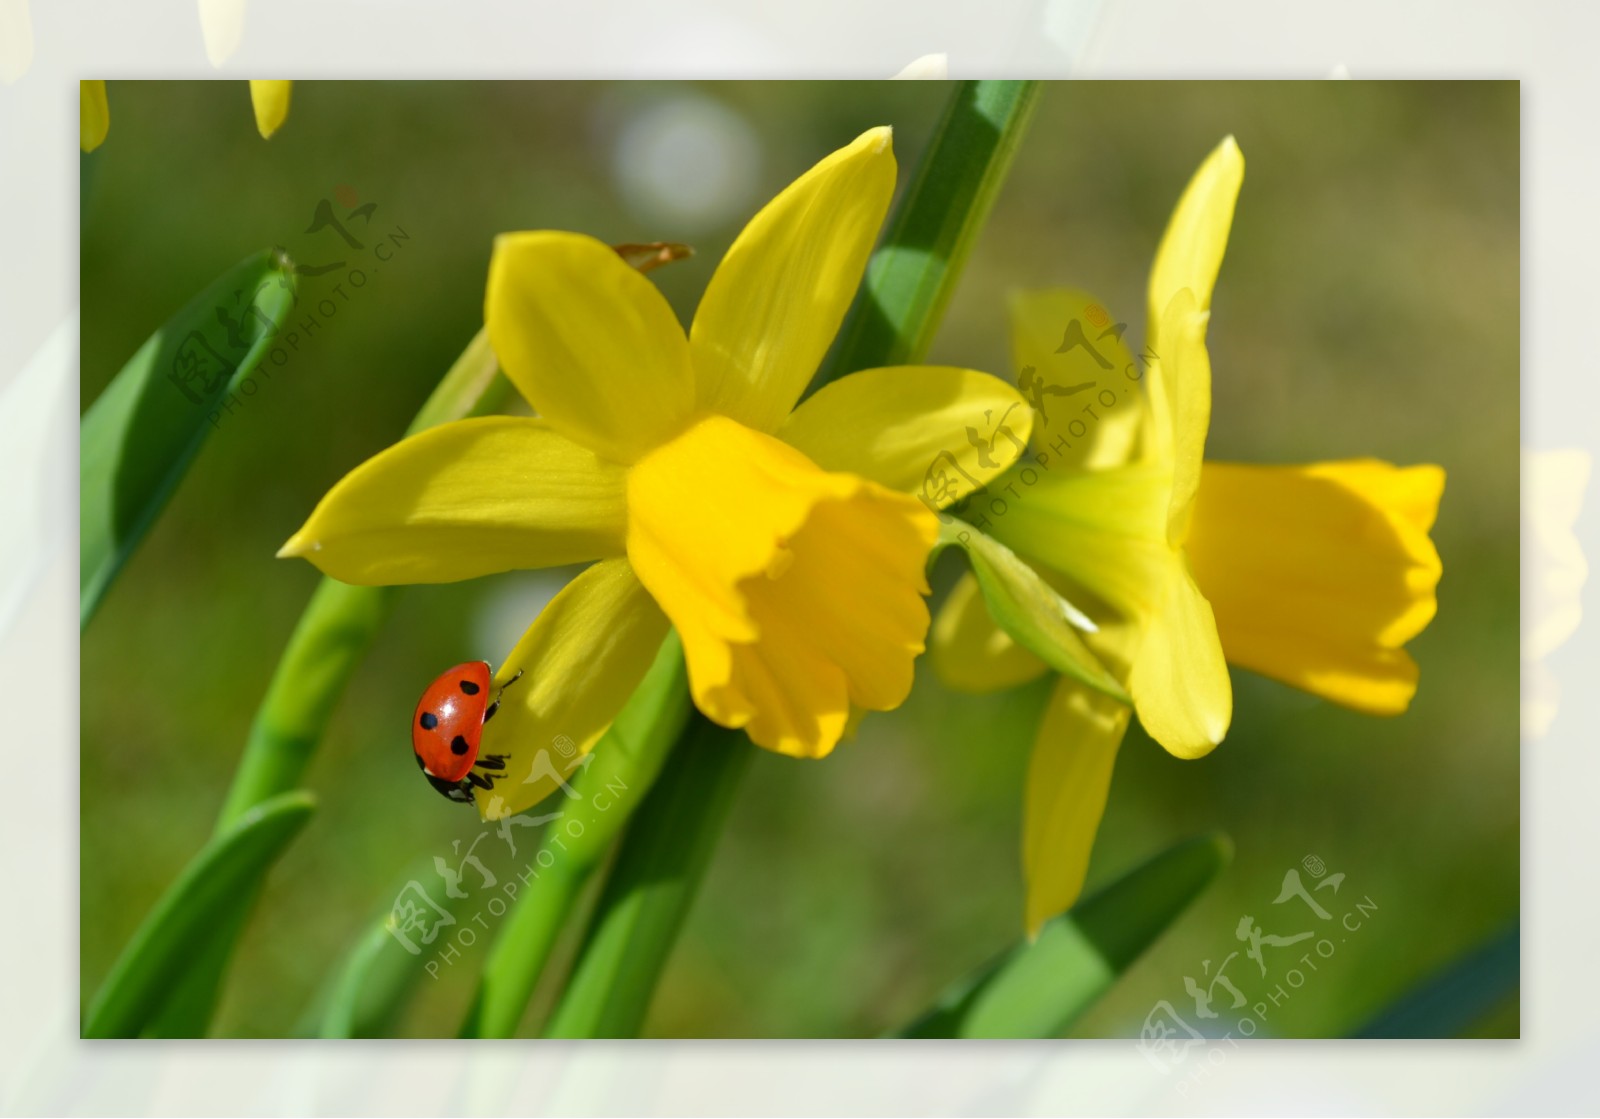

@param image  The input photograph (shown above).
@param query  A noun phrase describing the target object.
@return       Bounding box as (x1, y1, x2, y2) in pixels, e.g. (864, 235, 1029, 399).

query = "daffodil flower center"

(624, 415, 938, 758)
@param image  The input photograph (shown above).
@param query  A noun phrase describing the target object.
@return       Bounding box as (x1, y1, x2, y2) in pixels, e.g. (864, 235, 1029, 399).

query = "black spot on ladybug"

(459, 679, 481, 695)
(419, 711, 439, 731)
(451, 735, 470, 755)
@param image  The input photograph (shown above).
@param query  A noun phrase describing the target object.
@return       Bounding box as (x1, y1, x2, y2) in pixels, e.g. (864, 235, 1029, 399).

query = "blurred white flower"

(198, 0, 247, 67)
(0, 315, 72, 640)
(0, 0, 32, 83)
(611, 92, 760, 235)
(1523, 448, 1589, 738)
(893, 53, 949, 79)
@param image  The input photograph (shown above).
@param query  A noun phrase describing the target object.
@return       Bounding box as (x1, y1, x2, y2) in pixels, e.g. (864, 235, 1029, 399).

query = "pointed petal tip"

(249, 80, 292, 139)
(1218, 134, 1244, 171)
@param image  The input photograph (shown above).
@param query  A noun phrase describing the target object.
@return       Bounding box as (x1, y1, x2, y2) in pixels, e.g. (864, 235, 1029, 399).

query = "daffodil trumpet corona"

(931, 136, 1446, 935)
(280, 127, 1033, 819)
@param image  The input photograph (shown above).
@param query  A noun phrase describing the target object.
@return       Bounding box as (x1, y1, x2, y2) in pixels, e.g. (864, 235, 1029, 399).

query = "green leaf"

(141, 902, 252, 1037)
(458, 631, 692, 1038)
(82, 792, 316, 1038)
(1349, 923, 1519, 1038)
(315, 921, 407, 1039)
(933, 518, 1129, 703)
(897, 832, 1231, 1038)
(539, 79, 1044, 1040)
(81, 250, 296, 628)
(296, 858, 463, 1040)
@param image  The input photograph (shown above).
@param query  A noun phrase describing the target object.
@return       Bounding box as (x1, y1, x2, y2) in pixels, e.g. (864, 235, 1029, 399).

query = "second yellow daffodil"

(282, 127, 1031, 818)
(934, 137, 1445, 934)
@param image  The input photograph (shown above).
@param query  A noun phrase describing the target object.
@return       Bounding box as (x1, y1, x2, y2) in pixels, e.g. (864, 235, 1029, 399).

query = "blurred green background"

(80, 80, 1519, 1038)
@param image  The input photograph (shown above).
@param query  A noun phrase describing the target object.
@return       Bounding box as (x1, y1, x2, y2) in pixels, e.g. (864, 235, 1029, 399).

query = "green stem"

(214, 579, 396, 830)
(542, 79, 1044, 1038)
(217, 329, 507, 829)
(542, 716, 751, 1039)
(459, 633, 691, 1038)
(820, 79, 1042, 375)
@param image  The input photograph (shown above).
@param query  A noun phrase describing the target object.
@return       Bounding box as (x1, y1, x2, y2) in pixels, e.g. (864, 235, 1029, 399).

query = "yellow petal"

(1125, 554, 1232, 758)
(1023, 678, 1129, 936)
(475, 558, 669, 820)
(690, 127, 896, 433)
(1009, 289, 1145, 471)
(627, 415, 937, 757)
(80, 80, 109, 152)
(1147, 136, 1243, 350)
(1186, 459, 1445, 716)
(1147, 288, 1213, 543)
(980, 462, 1229, 752)
(248, 80, 292, 138)
(930, 571, 1050, 693)
(487, 231, 695, 463)
(778, 365, 1032, 506)
(279, 417, 627, 585)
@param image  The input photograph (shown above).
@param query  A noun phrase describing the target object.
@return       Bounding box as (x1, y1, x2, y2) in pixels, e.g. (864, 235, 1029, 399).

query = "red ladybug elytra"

(411, 661, 523, 804)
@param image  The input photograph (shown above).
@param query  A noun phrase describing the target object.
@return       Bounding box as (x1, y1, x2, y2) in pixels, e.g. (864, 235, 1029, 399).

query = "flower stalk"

(540, 78, 1043, 1038)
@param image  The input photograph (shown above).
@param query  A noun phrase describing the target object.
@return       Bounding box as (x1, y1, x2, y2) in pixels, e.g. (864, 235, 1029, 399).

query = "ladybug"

(411, 662, 523, 804)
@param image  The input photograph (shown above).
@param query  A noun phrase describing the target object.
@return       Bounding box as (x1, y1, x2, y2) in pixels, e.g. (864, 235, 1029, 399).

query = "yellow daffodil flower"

(931, 137, 1445, 934)
(281, 128, 1032, 819)
(79, 79, 291, 152)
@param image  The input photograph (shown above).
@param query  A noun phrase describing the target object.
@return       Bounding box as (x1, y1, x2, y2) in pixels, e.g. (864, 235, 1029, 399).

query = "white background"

(2, 0, 1588, 1114)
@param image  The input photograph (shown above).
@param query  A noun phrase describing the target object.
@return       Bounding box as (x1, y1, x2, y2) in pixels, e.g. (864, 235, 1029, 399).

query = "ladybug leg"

(467, 770, 497, 791)
(426, 771, 475, 803)
(483, 670, 526, 725)
(474, 754, 507, 771)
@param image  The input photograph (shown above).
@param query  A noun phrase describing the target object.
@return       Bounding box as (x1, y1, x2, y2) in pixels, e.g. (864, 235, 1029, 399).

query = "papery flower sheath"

(931, 137, 1446, 933)
(281, 128, 1032, 818)
(80, 79, 291, 152)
